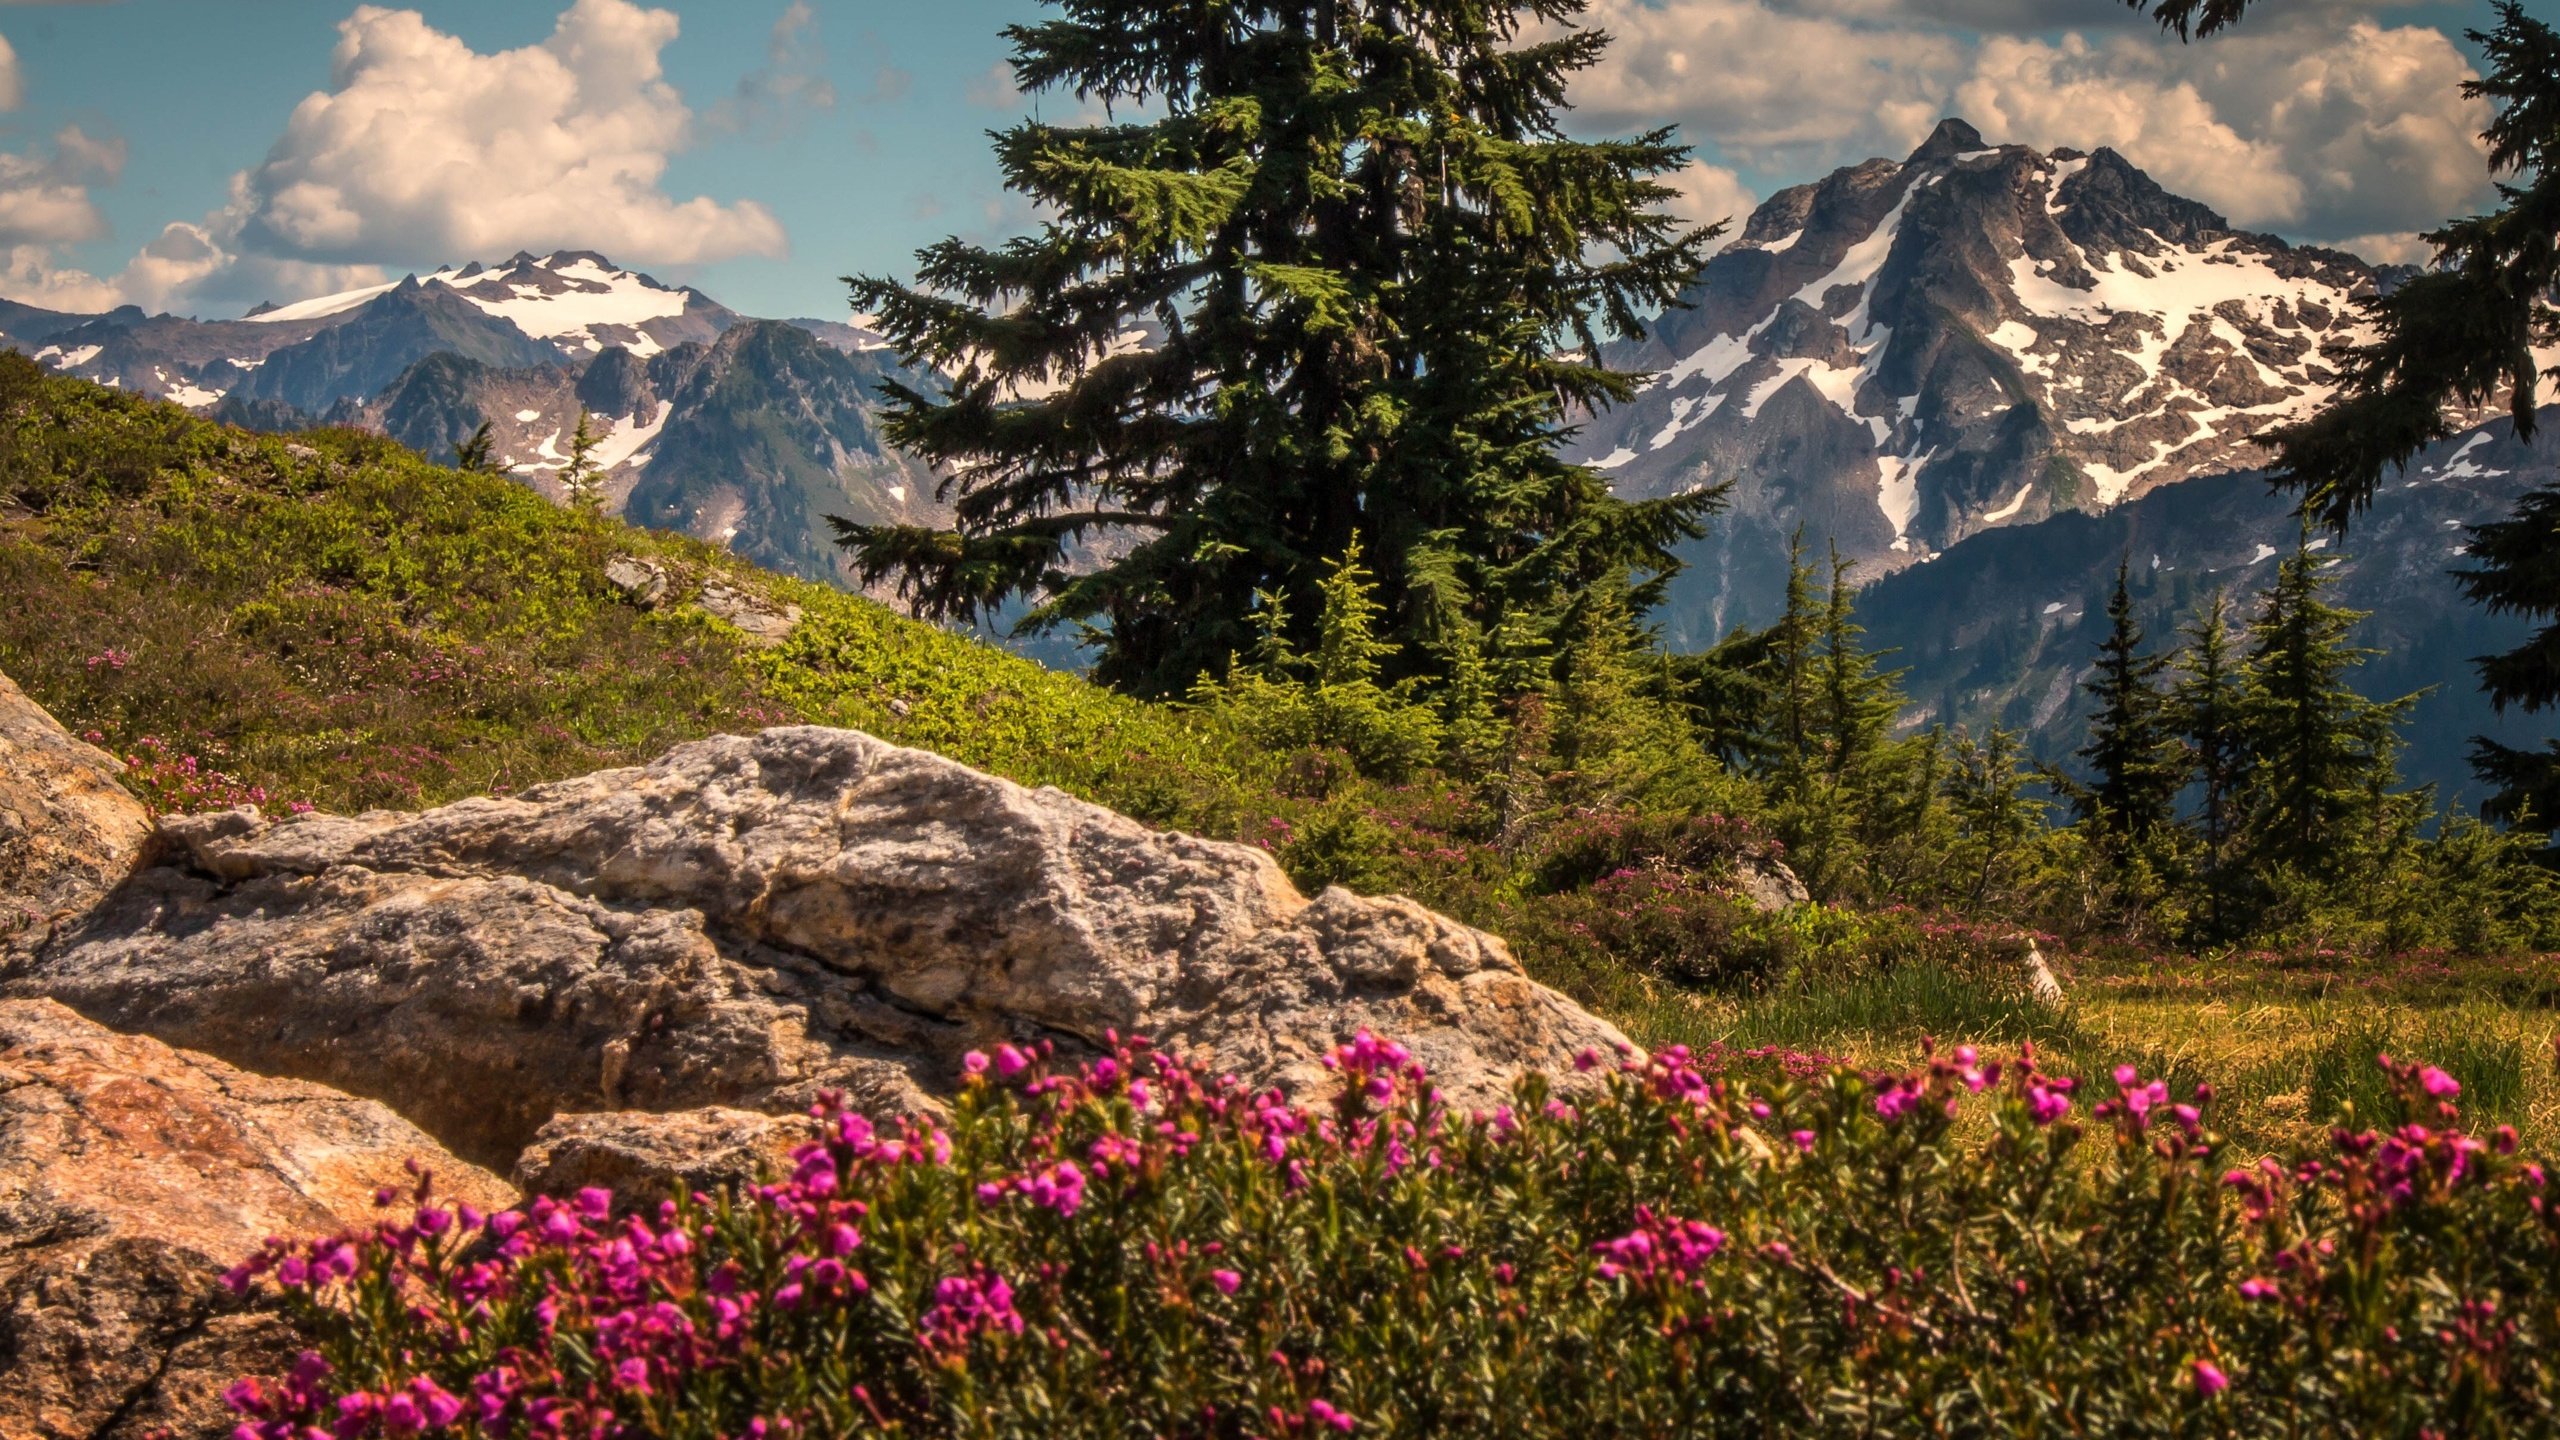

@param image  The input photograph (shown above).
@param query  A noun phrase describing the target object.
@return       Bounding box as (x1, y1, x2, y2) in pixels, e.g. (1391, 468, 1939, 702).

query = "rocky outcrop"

(10, 727, 1629, 1172)
(1732, 856, 1810, 913)
(513, 1107, 817, 1207)
(1, 669, 153, 943)
(695, 579, 800, 644)
(0, 1000, 510, 1440)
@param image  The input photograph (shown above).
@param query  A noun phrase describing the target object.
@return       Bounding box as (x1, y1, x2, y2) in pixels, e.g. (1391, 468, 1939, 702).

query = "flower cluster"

(218, 1033, 2560, 1439)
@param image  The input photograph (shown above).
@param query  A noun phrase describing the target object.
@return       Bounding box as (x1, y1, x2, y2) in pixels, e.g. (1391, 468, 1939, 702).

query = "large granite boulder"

(0, 999, 511, 1440)
(9, 727, 1628, 1171)
(0, 670, 152, 945)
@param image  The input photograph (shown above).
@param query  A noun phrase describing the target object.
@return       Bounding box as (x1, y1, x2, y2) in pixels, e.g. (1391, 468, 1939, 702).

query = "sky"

(0, 0, 2549, 322)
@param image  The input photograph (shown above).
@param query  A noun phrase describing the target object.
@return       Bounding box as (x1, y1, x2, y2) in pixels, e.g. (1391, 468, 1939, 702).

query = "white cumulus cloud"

(229, 0, 783, 269)
(1570, 0, 2494, 257)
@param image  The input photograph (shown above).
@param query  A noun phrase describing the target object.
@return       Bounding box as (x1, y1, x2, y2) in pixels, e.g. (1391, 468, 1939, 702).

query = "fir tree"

(2074, 560, 2184, 837)
(1762, 529, 1822, 797)
(560, 409, 604, 513)
(2459, 484, 2560, 836)
(838, 0, 1721, 696)
(1946, 726, 2042, 908)
(1816, 542, 1901, 786)
(454, 422, 498, 474)
(2173, 589, 2249, 856)
(2237, 538, 2419, 873)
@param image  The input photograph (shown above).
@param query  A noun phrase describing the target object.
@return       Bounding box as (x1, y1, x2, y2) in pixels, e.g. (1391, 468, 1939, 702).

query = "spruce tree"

(1763, 529, 1822, 797)
(560, 409, 604, 513)
(2459, 483, 2560, 835)
(2173, 589, 2249, 856)
(840, 0, 1721, 696)
(1816, 542, 1900, 785)
(454, 422, 498, 474)
(2237, 539, 2419, 874)
(2074, 560, 2184, 837)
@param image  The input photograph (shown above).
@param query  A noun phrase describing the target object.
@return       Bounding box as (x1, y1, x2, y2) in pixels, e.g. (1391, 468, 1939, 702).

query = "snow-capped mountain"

(1591, 117, 2390, 641)
(6, 251, 925, 587)
(1859, 410, 2558, 802)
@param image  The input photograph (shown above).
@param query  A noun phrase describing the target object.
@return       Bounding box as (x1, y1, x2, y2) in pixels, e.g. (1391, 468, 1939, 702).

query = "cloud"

(964, 62, 1020, 111)
(0, 124, 121, 247)
(707, 0, 836, 137)
(0, 31, 21, 112)
(1660, 160, 1756, 250)
(224, 0, 783, 270)
(4, 0, 787, 315)
(1570, 0, 2494, 251)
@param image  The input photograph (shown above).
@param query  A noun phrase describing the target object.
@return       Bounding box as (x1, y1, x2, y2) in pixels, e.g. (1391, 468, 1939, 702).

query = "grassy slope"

(4, 357, 2553, 1150)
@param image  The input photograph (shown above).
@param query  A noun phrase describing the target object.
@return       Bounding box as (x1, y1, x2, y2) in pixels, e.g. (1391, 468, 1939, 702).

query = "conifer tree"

(1816, 542, 1901, 785)
(839, 0, 1721, 696)
(2074, 560, 2184, 837)
(454, 422, 498, 474)
(560, 409, 604, 513)
(2459, 484, 2560, 836)
(1763, 530, 1822, 796)
(2173, 589, 2249, 856)
(2237, 538, 2419, 873)
(1946, 726, 2041, 907)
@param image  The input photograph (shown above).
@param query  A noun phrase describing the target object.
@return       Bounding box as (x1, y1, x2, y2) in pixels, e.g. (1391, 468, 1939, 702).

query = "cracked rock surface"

(0, 999, 510, 1440)
(1, 669, 153, 945)
(8, 726, 1628, 1174)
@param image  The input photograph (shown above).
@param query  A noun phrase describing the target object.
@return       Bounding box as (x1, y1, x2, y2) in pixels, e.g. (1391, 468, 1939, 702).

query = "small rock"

(696, 580, 801, 646)
(2021, 941, 2066, 1007)
(281, 442, 319, 463)
(513, 1108, 819, 1209)
(1732, 854, 1810, 913)
(0, 999, 512, 1440)
(0, 667, 153, 944)
(603, 555, 669, 609)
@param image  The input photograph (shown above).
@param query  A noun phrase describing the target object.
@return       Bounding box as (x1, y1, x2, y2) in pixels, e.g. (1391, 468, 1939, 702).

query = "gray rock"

(513, 1107, 818, 1208)
(1732, 855, 1810, 912)
(0, 999, 512, 1440)
(14, 728, 1628, 1171)
(603, 554, 670, 608)
(695, 580, 801, 645)
(0, 669, 153, 945)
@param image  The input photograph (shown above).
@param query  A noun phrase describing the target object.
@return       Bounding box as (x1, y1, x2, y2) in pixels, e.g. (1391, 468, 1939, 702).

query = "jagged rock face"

(1587, 117, 2379, 640)
(8, 728, 1627, 1173)
(237, 280, 568, 417)
(0, 669, 152, 942)
(0, 999, 510, 1440)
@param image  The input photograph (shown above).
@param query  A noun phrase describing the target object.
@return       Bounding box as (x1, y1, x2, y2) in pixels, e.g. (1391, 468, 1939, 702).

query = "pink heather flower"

(2027, 1085, 2071, 1126)
(828, 1222, 862, 1256)
(1874, 1086, 1918, 1122)
(2193, 1360, 2229, 1397)
(1211, 1269, 1242, 1295)
(1790, 1130, 1817, 1152)
(2113, 1064, 2140, 1088)
(1307, 1399, 1357, 1433)
(962, 1050, 990, 1075)
(995, 1044, 1031, 1078)
(2421, 1066, 2461, 1099)
(2238, 1279, 2279, 1301)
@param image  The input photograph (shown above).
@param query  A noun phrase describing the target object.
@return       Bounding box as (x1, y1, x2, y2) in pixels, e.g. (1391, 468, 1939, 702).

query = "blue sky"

(0, 0, 2547, 320)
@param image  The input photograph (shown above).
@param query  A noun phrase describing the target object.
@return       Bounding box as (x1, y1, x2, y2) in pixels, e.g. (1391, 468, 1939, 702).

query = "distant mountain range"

(2, 251, 938, 585)
(5, 129, 2554, 796)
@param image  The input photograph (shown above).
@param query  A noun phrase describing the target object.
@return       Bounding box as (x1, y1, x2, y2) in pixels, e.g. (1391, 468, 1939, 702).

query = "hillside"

(16, 251, 934, 590)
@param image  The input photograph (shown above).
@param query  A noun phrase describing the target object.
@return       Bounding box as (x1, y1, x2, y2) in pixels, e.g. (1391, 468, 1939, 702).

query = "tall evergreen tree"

(2074, 560, 2184, 837)
(2173, 589, 2249, 856)
(1763, 529, 1822, 797)
(2238, 539, 2419, 873)
(2460, 483, 2560, 836)
(1815, 542, 1900, 785)
(454, 422, 498, 474)
(560, 409, 604, 513)
(840, 0, 1722, 696)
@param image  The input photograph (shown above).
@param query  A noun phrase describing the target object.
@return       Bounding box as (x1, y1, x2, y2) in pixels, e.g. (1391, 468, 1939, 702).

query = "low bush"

(227, 1034, 2560, 1437)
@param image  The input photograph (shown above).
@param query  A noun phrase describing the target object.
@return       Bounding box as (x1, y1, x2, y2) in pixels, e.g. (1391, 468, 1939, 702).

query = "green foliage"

(2307, 1012, 2529, 1126)
(233, 1035, 2560, 1437)
(453, 421, 498, 474)
(559, 408, 604, 513)
(839, 0, 1720, 696)
(2071, 559, 2185, 838)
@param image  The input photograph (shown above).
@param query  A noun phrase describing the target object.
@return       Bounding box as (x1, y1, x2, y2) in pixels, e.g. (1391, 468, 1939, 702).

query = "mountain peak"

(1907, 117, 1988, 165)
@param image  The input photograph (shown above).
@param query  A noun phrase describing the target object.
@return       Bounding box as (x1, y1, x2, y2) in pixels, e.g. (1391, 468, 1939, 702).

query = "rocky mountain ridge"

(1592, 117, 2396, 639)
(5, 252, 930, 587)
